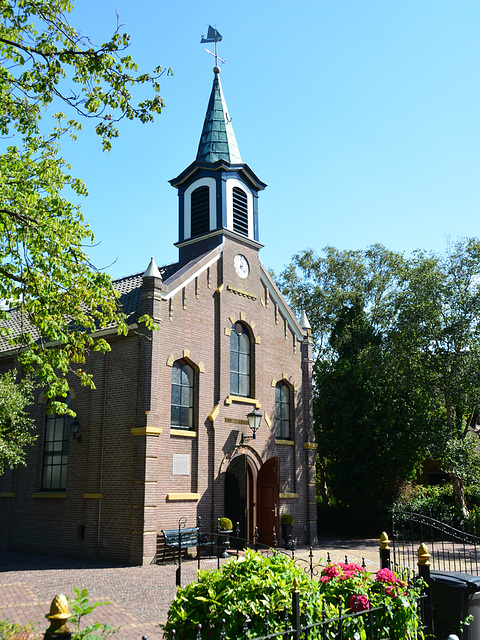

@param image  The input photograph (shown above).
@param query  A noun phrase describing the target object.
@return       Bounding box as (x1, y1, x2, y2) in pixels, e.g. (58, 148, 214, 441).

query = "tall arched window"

(42, 395, 71, 490)
(171, 360, 195, 430)
(275, 382, 291, 440)
(230, 322, 251, 397)
(191, 185, 210, 237)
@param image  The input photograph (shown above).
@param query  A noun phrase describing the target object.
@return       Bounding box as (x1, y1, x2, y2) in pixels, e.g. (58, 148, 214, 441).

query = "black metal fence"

(173, 597, 408, 640)
(392, 508, 480, 575)
(159, 517, 428, 640)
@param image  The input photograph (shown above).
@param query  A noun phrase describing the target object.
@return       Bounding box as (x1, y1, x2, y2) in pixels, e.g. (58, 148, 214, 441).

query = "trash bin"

(430, 571, 480, 640)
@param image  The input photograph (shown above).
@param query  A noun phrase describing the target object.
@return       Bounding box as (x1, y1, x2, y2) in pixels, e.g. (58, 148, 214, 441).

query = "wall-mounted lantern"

(241, 408, 262, 443)
(70, 417, 82, 443)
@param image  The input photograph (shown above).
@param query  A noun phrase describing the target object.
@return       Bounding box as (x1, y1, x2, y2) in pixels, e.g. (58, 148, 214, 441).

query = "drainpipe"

(97, 351, 109, 549)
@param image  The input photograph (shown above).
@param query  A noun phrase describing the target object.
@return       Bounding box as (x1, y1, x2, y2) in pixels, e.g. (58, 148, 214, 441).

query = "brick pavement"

(0, 539, 382, 640)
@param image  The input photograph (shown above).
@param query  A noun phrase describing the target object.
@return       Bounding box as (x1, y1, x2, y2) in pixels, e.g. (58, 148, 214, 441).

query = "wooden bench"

(160, 526, 214, 563)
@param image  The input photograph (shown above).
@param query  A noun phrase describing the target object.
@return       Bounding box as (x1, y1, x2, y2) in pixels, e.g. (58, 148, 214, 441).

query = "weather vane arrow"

(200, 25, 226, 66)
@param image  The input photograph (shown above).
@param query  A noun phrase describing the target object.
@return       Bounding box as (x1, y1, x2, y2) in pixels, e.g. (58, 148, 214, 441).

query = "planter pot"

(218, 530, 232, 558)
(281, 523, 294, 550)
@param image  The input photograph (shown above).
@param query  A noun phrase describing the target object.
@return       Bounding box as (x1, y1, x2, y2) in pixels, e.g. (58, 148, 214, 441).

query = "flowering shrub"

(319, 562, 423, 640)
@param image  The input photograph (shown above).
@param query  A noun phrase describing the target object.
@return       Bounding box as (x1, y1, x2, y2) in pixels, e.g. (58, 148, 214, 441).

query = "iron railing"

(392, 508, 480, 575)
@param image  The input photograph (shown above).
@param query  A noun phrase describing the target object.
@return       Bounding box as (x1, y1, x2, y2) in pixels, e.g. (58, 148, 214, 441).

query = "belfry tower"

(170, 67, 267, 267)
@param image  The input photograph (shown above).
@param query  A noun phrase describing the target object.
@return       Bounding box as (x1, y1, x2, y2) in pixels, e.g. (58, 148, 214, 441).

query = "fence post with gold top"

(379, 531, 391, 569)
(418, 542, 434, 638)
(44, 594, 72, 640)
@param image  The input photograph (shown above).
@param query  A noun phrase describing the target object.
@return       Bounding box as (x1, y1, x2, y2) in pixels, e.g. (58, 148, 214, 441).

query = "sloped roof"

(0, 261, 179, 355)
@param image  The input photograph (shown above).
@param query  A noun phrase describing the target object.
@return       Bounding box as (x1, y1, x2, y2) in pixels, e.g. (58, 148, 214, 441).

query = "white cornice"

(260, 262, 306, 341)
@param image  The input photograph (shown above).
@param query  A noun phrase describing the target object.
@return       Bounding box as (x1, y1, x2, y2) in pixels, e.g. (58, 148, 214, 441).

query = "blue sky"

(62, 1, 480, 280)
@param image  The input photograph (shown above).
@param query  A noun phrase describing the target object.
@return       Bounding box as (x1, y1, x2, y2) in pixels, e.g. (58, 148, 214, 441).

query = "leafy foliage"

(0, 0, 167, 403)
(0, 619, 37, 640)
(0, 370, 35, 473)
(163, 550, 329, 640)
(279, 239, 480, 514)
(0, 1, 167, 469)
(69, 588, 118, 640)
(163, 551, 423, 640)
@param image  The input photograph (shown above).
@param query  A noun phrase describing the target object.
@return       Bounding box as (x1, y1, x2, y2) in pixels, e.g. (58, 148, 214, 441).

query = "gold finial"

(293, 577, 299, 593)
(379, 532, 391, 550)
(417, 543, 431, 565)
(45, 594, 71, 637)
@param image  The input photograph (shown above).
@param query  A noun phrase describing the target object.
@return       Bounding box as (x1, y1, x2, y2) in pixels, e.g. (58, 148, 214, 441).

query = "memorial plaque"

(172, 454, 190, 476)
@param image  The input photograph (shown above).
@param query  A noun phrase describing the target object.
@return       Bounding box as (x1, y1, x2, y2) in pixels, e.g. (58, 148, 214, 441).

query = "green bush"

(217, 517, 233, 531)
(281, 513, 294, 525)
(162, 550, 331, 639)
(162, 550, 423, 640)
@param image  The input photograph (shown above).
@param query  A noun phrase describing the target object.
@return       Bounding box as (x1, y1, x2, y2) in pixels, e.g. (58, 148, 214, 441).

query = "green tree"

(280, 239, 480, 515)
(0, 370, 35, 473)
(0, 0, 166, 399)
(0, 0, 167, 471)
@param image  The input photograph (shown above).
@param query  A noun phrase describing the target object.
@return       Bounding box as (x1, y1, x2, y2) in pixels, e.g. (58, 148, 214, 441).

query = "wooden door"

(257, 457, 279, 546)
(225, 455, 247, 541)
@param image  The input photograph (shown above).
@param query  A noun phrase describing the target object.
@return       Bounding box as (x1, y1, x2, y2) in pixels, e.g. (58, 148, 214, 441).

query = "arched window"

(42, 395, 71, 490)
(191, 185, 210, 237)
(171, 360, 195, 430)
(232, 186, 248, 236)
(230, 322, 251, 397)
(275, 382, 291, 440)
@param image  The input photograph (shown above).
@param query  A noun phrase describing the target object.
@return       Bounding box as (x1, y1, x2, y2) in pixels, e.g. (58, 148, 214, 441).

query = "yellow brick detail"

(208, 403, 220, 422)
(131, 427, 163, 436)
(166, 354, 175, 367)
(170, 428, 197, 438)
(167, 493, 201, 501)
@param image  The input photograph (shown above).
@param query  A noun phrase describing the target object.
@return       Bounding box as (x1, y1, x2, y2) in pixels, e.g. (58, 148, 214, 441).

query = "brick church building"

(0, 66, 317, 565)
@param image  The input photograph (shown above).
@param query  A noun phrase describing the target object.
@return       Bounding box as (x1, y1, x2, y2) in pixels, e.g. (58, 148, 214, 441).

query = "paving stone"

(0, 540, 383, 640)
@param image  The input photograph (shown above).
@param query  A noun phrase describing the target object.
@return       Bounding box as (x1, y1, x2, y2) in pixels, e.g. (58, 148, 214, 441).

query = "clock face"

(234, 254, 250, 278)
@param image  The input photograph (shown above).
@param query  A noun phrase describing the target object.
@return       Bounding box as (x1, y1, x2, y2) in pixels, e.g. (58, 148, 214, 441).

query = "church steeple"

(196, 68, 242, 164)
(170, 65, 266, 267)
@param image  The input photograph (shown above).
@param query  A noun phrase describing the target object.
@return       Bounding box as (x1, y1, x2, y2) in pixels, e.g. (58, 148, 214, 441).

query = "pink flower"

(322, 564, 340, 579)
(375, 568, 400, 585)
(349, 594, 370, 612)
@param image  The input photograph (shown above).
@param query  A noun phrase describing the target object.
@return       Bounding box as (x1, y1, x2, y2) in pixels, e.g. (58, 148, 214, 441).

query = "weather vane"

(201, 25, 226, 67)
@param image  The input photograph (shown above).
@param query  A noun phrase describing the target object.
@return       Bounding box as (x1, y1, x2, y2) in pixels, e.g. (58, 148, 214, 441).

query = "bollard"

(418, 542, 434, 639)
(379, 532, 391, 569)
(44, 594, 72, 640)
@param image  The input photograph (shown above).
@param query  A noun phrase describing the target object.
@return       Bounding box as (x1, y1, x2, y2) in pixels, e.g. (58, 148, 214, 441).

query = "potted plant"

(281, 513, 294, 550)
(217, 517, 233, 557)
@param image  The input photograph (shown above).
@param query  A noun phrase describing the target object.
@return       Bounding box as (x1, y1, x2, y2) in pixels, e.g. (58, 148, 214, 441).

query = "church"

(0, 63, 317, 565)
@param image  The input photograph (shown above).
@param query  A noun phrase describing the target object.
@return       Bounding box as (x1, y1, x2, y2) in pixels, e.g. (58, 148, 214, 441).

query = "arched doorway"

(224, 455, 279, 545)
(225, 454, 256, 542)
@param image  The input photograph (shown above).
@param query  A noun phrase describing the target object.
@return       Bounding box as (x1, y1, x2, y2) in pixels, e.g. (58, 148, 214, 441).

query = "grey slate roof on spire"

(196, 70, 242, 164)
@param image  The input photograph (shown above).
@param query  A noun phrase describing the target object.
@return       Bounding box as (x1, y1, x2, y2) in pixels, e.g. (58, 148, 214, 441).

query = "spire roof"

(196, 69, 242, 164)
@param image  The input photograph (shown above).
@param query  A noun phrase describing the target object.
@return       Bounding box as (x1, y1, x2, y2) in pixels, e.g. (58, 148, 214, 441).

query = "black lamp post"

(241, 408, 262, 443)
